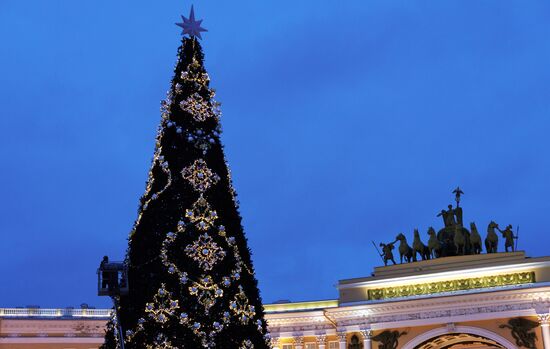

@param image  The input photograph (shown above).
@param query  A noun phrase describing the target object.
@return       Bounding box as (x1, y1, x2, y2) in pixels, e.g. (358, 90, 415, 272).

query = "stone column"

(293, 334, 304, 349)
(316, 333, 327, 349)
(360, 329, 372, 349)
(538, 314, 550, 349)
(337, 331, 347, 349)
(270, 336, 280, 349)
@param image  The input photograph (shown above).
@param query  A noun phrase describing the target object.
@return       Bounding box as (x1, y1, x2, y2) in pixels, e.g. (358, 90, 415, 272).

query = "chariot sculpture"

(377, 187, 518, 264)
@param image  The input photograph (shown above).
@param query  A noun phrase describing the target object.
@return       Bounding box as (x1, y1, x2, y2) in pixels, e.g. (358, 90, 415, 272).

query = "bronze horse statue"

(485, 221, 499, 253)
(470, 222, 482, 254)
(412, 229, 430, 261)
(453, 225, 466, 255)
(427, 227, 441, 259)
(395, 233, 413, 263)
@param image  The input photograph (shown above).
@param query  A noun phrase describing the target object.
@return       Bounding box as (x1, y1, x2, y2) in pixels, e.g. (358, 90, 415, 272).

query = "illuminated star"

(176, 5, 208, 40)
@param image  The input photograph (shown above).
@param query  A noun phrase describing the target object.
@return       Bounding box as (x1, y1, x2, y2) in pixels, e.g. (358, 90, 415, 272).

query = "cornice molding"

(338, 259, 550, 290)
(0, 319, 106, 336)
(267, 287, 550, 336)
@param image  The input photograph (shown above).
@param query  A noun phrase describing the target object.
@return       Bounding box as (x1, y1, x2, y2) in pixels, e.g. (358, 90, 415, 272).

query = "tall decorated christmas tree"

(104, 7, 271, 348)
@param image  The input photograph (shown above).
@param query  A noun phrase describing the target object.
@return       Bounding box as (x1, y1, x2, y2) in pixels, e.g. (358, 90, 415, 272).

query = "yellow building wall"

(366, 316, 543, 349)
(0, 318, 105, 349)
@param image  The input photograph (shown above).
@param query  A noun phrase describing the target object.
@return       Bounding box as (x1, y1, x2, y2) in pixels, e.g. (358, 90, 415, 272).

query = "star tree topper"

(176, 5, 208, 40)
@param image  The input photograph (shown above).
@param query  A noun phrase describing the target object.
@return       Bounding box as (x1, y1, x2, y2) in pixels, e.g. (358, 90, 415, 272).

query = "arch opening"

(401, 326, 516, 349)
(414, 332, 505, 349)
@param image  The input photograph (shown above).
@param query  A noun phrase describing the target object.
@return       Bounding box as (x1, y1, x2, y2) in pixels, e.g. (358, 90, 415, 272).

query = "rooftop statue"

(427, 227, 441, 259)
(437, 203, 464, 228)
(498, 224, 517, 252)
(437, 205, 456, 227)
(485, 221, 499, 253)
(436, 201, 470, 257)
(376, 188, 519, 265)
(395, 233, 413, 264)
(453, 186, 464, 206)
(470, 222, 482, 254)
(378, 241, 397, 266)
(453, 224, 467, 255)
(412, 229, 430, 261)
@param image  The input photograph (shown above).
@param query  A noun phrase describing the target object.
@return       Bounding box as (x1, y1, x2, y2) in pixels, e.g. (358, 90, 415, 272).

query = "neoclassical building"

(266, 251, 550, 349)
(2, 251, 550, 348)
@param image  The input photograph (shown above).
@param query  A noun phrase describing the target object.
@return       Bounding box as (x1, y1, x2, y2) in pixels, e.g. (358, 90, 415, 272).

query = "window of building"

(348, 335, 361, 349)
(305, 343, 316, 349)
(282, 345, 293, 349)
(328, 342, 339, 349)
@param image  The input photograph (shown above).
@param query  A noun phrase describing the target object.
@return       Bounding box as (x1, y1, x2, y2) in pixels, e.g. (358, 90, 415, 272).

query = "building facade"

(2, 252, 550, 348)
(267, 252, 550, 349)
(0, 308, 108, 349)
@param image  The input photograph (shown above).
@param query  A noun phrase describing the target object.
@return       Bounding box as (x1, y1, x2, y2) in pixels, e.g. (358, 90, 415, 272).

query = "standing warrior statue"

(379, 241, 397, 266)
(497, 224, 517, 252)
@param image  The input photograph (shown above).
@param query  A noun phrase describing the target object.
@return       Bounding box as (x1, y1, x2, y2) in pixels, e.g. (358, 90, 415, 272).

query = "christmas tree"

(103, 7, 270, 348)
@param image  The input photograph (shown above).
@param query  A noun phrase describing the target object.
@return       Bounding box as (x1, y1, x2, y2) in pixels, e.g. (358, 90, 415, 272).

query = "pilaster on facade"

(293, 333, 304, 349)
(359, 328, 372, 349)
(538, 313, 550, 325)
(336, 330, 347, 349)
(537, 313, 550, 349)
(315, 333, 327, 349)
(359, 328, 372, 338)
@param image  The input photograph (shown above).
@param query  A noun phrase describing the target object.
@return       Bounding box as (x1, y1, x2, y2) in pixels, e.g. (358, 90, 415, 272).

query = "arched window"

(348, 334, 362, 349)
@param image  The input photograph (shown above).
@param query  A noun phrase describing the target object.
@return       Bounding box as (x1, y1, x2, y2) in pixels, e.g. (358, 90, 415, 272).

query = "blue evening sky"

(1, 1, 550, 308)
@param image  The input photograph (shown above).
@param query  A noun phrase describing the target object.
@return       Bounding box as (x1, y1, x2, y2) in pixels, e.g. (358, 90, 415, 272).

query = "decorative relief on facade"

(337, 330, 347, 342)
(367, 271, 535, 300)
(292, 334, 304, 345)
(360, 328, 372, 339)
(532, 297, 550, 315)
(371, 330, 407, 349)
(358, 302, 535, 325)
(537, 313, 550, 325)
(499, 317, 539, 349)
(315, 333, 327, 344)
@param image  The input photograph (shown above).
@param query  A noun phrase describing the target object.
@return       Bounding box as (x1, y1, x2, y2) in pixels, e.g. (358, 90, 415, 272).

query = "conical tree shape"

(105, 36, 270, 348)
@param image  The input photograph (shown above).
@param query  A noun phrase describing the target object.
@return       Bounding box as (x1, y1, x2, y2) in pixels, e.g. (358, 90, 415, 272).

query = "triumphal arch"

(267, 190, 550, 349)
(266, 251, 550, 349)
